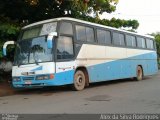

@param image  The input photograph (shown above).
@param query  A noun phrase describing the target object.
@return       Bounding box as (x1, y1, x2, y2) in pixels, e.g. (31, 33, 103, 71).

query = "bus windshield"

(14, 22, 57, 66)
(14, 36, 53, 66)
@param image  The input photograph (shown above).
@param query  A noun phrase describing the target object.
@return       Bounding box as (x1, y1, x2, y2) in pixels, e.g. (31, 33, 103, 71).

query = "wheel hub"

(77, 75, 83, 85)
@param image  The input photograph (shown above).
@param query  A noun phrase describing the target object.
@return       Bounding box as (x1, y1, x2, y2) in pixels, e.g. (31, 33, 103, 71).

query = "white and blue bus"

(3, 17, 158, 90)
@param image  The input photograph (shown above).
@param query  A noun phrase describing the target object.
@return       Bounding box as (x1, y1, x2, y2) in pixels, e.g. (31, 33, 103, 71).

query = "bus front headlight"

(13, 77, 21, 82)
(36, 74, 54, 80)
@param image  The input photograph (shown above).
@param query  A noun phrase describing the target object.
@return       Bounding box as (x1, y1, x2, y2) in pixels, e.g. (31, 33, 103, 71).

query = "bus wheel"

(73, 70, 86, 91)
(136, 66, 143, 81)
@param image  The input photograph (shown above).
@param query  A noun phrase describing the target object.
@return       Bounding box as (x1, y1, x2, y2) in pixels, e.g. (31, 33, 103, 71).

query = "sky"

(101, 0, 160, 35)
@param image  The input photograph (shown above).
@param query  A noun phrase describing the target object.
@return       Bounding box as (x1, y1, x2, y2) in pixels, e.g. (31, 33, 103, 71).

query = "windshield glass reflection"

(14, 36, 53, 65)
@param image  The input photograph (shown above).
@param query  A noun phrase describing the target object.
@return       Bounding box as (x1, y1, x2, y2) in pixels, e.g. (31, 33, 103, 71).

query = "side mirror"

(3, 41, 15, 56)
(47, 32, 57, 49)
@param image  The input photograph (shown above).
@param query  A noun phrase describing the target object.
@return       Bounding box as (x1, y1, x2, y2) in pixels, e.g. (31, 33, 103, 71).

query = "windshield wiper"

(18, 61, 22, 67)
(34, 59, 39, 65)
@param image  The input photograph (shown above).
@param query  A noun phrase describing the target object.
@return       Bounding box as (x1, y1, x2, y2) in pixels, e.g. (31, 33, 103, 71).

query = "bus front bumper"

(12, 71, 75, 88)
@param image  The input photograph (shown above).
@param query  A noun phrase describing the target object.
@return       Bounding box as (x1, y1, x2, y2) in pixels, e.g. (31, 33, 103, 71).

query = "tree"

(150, 33, 160, 68)
(152, 33, 160, 57)
(0, 0, 117, 22)
(0, 16, 20, 58)
(0, 0, 138, 30)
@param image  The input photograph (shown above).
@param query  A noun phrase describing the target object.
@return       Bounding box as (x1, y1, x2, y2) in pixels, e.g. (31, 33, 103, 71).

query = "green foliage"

(155, 34, 160, 68)
(0, 0, 139, 30)
(70, 0, 118, 16)
(76, 16, 139, 30)
(0, 16, 20, 58)
(0, 0, 138, 29)
(0, 41, 3, 58)
(151, 33, 160, 57)
(151, 33, 160, 69)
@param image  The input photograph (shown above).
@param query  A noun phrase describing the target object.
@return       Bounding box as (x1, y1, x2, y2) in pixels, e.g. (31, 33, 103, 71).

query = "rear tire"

(135, 66, 143, 81)
(73, 70, 86, 91)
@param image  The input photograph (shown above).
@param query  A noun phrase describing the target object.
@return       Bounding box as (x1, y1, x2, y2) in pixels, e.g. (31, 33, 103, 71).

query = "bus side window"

(59, 22, 73, 35)
(75, 25, 86, 41)
(86, 27, 95, 42)
(57, 36, 74, 60)
(97, 29, 111, 45)
(153, 41, 156, 50)
(113, 32, 125, 46)
(137, 37, 146, 48)
(146, 39, 154, 49)
(75, 25, 95, 43)
(126, 35, 136, 47)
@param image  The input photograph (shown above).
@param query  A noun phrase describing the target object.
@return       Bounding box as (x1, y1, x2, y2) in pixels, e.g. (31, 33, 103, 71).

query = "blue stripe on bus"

(31, 66, 43, 71)
(88, 58, 157, 82)
(12, 52, 158, 88)
(88, 52, 158, 82)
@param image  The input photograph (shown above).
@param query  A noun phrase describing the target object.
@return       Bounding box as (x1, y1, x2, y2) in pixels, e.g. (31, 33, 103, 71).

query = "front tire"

(73, 70, 86, 91)
(135, 66, 143, 81)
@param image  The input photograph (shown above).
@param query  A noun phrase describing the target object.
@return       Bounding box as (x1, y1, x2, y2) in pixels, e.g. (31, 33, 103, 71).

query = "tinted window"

(22, 27, 41, 40)
(40, 22, 57, 36)
(113, 32, 125, 46)
(97, 29, 111, 44)
(76, 25, 86, 41)
(60, 22, 73, 35)
(146, 39, 154, 49)
(57, 36, 74, 59)
(86, 27, 95, 42)
(126, 35, 136, 47)
(137, 37, 146, 48)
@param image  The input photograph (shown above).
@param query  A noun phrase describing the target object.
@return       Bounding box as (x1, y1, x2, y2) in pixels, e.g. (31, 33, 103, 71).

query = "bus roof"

(23, 17, 154, 39)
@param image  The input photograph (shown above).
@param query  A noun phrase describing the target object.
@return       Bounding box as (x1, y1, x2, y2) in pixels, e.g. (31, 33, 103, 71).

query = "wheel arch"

(75, 66, 90, 87)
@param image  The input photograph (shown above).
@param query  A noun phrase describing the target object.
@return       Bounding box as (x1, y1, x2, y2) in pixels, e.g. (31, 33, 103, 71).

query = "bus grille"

(23, 77, 34, 81)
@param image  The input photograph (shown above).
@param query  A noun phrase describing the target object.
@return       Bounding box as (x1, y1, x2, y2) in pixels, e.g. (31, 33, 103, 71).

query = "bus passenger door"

(55, 21, 75, 84)
(55, 35, 75, 84)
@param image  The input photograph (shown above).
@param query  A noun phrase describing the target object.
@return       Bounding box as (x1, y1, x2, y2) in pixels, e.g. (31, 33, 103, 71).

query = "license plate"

(25, 81, 32, 84)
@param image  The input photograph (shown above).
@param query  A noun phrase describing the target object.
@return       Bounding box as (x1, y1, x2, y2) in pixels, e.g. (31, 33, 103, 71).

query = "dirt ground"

(0, 80, 16, 97)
